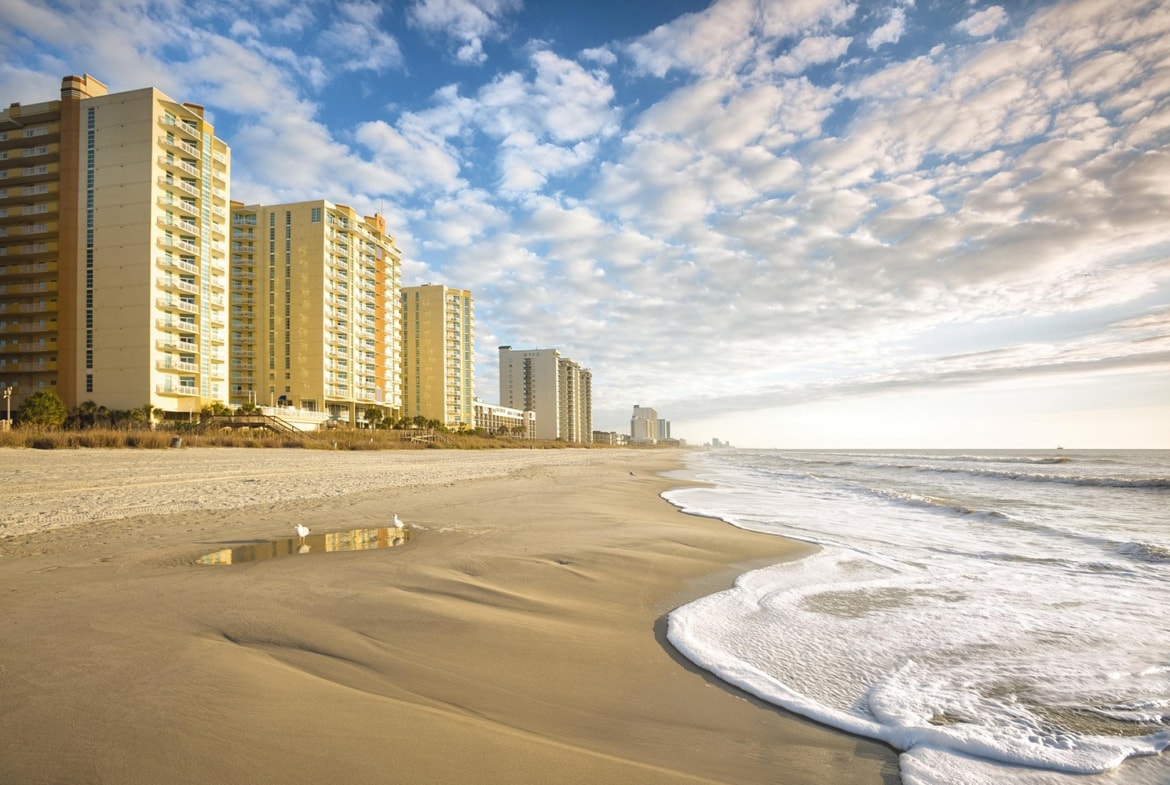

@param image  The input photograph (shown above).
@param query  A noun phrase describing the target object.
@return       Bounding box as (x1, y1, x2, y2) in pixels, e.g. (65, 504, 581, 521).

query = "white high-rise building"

(631, 404, 658, 443)
(498, 345, 591, 443)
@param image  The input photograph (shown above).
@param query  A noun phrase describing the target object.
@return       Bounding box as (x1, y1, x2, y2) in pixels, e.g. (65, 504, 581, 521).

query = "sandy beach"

(0, 447, 898, 785)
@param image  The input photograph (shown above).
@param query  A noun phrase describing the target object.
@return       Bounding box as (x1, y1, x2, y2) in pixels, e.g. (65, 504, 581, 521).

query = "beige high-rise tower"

(230, 200, 402, 425)
(401, 284, 474, 428)
(0, 74, 232, 415)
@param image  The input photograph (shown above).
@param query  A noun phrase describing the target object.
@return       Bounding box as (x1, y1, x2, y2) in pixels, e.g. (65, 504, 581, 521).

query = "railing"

(157, 318, 198, 333)
(155, 384, 199, 396)
(159, 277, 198, 295)
(157, 359, 199, 373)
(158, 135, 201, 158)
(158, 236, 198, 253)
(157, 297, 198, 314)
(156, 338, 198, 353)
(158, 175, 199, 197)
(156, 255, 198, 275)
(159, 197, 199, 216)
(158, 155, 199, 177)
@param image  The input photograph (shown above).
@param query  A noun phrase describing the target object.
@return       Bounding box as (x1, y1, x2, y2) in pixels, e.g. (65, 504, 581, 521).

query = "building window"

(311, 207, 322, 223)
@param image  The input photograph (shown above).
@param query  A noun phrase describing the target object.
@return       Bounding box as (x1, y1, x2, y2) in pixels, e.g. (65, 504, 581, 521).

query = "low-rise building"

(474, 398, 534, 440)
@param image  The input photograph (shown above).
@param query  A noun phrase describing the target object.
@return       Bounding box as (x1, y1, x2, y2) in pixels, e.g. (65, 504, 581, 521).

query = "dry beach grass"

(0, 447, 899, 785)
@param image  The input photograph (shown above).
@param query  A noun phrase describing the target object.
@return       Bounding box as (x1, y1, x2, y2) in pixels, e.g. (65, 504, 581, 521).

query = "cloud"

(318, 2, 404, 73)
(956, 6, 1008, 38)
(868, 7, 906, 49)
(580, 46, 616, 66)
(406, 0, 523, 64)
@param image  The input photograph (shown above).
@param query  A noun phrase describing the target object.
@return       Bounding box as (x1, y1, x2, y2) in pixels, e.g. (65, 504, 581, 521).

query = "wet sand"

(0, 447, 899, 785)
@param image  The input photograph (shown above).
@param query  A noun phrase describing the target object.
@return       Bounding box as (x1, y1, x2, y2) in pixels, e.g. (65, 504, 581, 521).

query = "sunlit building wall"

(1, 74, 232, 415)
(230, 200, 403, 425)
(402, 283, 474, 428)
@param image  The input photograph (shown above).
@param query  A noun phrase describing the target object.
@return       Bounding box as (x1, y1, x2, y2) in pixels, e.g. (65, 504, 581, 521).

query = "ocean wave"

(918, 465, 1170, 489)
(1117, 541, 1170, 563)
(866, 486, 1013, 521)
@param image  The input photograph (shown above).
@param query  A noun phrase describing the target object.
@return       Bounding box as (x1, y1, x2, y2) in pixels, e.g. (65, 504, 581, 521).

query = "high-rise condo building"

(631, 404, 658, 443)
(0, 74, 232, 414)
(498, 346, 592, 443)
(230, 200, 402, 425)
(401, 284, 473, 428)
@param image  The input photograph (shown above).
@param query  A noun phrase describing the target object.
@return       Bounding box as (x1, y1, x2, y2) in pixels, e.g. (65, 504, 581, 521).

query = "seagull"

(392, 514, 404, 529)
(295, 523, 311, 541)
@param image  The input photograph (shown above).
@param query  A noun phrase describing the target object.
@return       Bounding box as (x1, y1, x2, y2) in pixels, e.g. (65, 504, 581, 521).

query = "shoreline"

(0, 447, 899, 784)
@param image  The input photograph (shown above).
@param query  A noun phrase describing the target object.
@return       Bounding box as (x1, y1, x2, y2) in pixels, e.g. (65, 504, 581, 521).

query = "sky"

(2, 0, 1168, 449)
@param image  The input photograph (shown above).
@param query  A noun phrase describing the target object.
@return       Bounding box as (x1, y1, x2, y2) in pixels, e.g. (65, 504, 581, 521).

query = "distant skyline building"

(631, 404, 658, 443)
(1, 74, 233, 414)
(402, 283, 473, 428)
(229, 199, 402, 425)
(498, 345, 592, 443)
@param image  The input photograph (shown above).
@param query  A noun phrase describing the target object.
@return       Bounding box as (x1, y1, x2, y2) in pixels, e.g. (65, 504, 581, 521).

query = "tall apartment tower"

(229, 200, 402, 425)
(631, 404, 658, 443)
(401, 284, 474, 428)
(0, 74, 232, 414)
(498, 346, 592, 443)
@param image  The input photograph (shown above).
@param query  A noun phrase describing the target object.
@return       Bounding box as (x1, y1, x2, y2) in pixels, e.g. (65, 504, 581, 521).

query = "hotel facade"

(230, 200, 403, 425)
(1, 74, 232, 414)
(498, 346, 592, 443)
(401, 284, 473, 428)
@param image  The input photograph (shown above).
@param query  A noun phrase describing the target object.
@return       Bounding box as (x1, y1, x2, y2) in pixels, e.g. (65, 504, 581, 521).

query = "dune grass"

(0, 425, 593, 451)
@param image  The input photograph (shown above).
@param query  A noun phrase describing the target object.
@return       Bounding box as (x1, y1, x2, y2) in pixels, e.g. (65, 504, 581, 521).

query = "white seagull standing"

(392, 513, 404, 530)
(295, 523, 311, 541)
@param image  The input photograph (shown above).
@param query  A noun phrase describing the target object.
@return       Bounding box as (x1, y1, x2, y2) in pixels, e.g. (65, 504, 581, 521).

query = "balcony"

(157, 175, 200, 198)
(157, 359, 199, 374)
(156, 318, 198, 333)
(158, 277, 198, 295)
(158, 155, 199, 178)
(156, 255, 198, 275)
(157, 235, 199, 254)
(158, 196, 199, 217)
(156, 384, 200, 397)
(156, 338, 198, 353)
(157, 216, 198, 234)
(158, 135, 201, 159)
(157, 297, 198, 314)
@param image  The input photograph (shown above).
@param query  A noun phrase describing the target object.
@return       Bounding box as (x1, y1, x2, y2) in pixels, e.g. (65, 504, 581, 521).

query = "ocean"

(663, 449, 1170, 785)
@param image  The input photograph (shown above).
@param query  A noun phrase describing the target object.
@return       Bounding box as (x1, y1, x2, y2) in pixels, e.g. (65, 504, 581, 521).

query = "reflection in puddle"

(198, 527, 410, 565)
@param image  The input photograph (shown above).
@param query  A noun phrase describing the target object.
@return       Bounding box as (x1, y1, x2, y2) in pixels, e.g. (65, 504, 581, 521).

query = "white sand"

(0, 446, 616, 539)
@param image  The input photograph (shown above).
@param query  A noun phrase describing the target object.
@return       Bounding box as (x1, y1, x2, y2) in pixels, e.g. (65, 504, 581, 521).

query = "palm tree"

(142, 403, 163, 430)
(77, 399, 98, 429)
